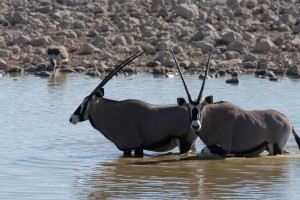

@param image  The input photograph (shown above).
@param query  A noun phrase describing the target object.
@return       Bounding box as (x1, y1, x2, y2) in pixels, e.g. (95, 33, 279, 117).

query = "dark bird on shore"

(47, 46, 69, 73)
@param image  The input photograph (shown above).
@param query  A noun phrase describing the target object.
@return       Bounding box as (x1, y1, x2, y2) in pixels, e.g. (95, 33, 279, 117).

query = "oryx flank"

(172, 51, 300, 157)
(69, 50, 197, 157)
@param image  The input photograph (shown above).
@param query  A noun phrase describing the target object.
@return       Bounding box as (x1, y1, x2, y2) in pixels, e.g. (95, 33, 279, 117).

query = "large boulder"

(176, 4, 198, 19)
(254, 37, 275, 53)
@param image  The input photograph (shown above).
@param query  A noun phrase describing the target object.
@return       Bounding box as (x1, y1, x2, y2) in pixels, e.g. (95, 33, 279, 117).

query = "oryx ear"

(177, 97, 187, 106)
(204, 95, 213, 104)
(95, 88, 104, 98)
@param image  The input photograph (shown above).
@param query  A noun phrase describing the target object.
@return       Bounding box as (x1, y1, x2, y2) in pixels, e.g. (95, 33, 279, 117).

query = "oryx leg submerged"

(69, 50, 197, 157)
(172, 50, 300, 157)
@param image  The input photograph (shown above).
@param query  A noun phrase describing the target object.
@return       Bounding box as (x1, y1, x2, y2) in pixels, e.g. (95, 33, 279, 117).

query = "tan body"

(199, 101, 300, 156)
(87, 97, 197, 155)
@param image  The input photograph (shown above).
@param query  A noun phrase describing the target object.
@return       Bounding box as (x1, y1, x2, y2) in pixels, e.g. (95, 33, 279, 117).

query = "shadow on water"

(77, 153, 300, 199)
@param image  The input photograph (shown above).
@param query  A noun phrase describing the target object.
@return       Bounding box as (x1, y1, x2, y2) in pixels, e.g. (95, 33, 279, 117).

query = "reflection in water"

(80, 154, 300, 199)
(47, 73, 69, 87)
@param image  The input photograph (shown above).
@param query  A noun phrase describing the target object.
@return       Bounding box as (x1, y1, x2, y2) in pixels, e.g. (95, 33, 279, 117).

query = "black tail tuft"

(292, 127, 300, 150)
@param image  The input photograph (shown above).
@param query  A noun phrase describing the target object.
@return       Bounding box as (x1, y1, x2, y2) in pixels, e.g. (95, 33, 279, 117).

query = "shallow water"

(0, 73, 299, 199)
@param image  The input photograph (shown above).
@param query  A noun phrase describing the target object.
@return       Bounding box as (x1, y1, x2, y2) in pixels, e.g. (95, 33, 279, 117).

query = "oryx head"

(172, 49, 213, 132)
(69, 49, 144, 124)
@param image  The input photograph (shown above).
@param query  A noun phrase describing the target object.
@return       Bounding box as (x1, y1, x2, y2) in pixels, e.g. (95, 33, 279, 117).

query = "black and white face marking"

(177, 97, 202, 132)
(69, 88, 105, 125)
(69, 97, 90, 124)
(188, 102, 202, 132)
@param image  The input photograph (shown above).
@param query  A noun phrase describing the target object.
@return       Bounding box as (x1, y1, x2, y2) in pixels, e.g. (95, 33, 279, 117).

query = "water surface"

(0, 73, 299, 199)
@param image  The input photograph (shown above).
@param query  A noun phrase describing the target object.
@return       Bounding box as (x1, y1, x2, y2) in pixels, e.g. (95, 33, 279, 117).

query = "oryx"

(69, 50, 198, 157)
(172, 52, 300, 157)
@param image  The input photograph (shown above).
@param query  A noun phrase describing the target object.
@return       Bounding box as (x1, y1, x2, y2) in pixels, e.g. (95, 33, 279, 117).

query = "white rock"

(221, 30, 241, 44)
(254, 37, 275, 53)
(79, 43, 100, 54)
(177, 4, 198, 19)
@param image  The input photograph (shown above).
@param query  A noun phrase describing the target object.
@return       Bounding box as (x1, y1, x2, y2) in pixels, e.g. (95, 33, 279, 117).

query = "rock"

(242, 61, 256, 69)
(156, 41, 172, 51)
(31, 36, 51, 47)
(269, 77, 282, 82)
(291, 35, 300, 48)
(6, 66, 23, 73)
(92, 36, 109, 48)
(146, 61, 160, 68)
(243, 53, 257, 62)
(12, 35, 31, 45)
(34, 71, 51, 77)
(225, 77, 240, 84)
(74, 66, 86, 73)
(6, 11, 28, 25)
(255, 69, 268, 76)
(78, 43, 100, 54)
(0, 49, 12, 57)
(87, 29, 99, 37)
(225, 51, 240, 60)
(227, 0, 240, 6)
(86, 69, 100, 77)
(176, 4, 199, 19)
(151, 66, 165, 74)
(194, 41, 214, 54)
(113, 35, 127, 46)
(123, 66, 136, 74)
(273, 67, 286, 75)
(156, 51, 172, 66)
(254, 36, 275, 53)
(60, 68, 74, 73)
(226, 41, 246, 54)
(242, 31, 255, 42)
(172, 45, 183, 53)
(0, 58, 7, 69)
(293, 19, 300, 34)
(286, 64, 300, 77)
(221, 30, 240, 44)
(273, 36, 284, 46)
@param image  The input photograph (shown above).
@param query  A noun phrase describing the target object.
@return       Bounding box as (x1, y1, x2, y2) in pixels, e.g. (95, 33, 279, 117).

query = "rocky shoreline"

(1, 0, 300, 81)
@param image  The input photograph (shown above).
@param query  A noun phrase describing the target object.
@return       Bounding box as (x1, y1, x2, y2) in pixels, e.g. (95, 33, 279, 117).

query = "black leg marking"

(179, 137, 195, 154)
(273, 144, 282, 155)
(123, 150, 132, 157)
(134, 148, 144, 157)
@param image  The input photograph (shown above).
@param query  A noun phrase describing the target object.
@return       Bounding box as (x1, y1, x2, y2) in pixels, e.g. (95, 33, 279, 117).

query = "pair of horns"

(87, 49, 144, 99)
(172, 49, 213, 102)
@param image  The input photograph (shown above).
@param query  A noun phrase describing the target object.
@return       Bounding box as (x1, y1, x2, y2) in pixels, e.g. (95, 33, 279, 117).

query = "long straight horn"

(171, 51, 193, 102)
(197, 49, 213, 102)
(88, 49, 144, 99)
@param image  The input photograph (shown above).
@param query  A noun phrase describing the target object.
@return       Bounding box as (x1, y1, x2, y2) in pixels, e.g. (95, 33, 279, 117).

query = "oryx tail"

(292, 127, 300, 149)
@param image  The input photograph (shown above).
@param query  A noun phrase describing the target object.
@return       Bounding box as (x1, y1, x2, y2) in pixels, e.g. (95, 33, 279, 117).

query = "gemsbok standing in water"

(69, 50, 199, 157)
(172, 51, 300, 157)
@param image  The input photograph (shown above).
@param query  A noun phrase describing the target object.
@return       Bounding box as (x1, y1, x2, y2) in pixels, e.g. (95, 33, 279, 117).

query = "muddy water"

(0, 73, 299, 199)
